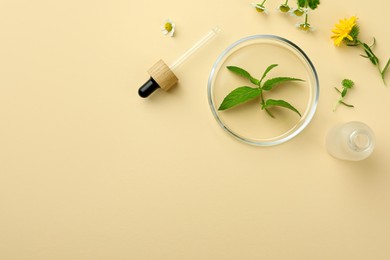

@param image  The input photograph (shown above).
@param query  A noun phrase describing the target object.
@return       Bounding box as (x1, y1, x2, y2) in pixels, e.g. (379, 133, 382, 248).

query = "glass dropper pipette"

(138, 26, 221, 98)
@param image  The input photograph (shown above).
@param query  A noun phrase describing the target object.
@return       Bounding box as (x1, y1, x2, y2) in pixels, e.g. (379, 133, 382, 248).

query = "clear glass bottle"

(326, 121, 375, 161)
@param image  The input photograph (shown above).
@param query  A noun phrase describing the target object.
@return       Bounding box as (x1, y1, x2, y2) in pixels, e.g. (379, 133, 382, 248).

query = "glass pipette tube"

(169, 26, 221, 71)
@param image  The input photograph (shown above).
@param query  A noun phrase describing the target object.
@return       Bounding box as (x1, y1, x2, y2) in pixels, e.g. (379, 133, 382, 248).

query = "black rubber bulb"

(138, 77, 160, 98)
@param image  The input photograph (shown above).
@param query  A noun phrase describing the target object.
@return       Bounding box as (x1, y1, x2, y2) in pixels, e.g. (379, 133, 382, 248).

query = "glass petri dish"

(207, 35, 319, 146)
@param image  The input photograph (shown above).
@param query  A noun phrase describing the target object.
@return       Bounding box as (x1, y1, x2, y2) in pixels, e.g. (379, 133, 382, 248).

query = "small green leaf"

(341, 88, 348, 97)
(334, 87, 342, 94)
(362, 43, 379, 65)
(381, 58, 390, 79)
(340, 101, 354, 108)
(369, 37, 376, 48)
(297, 0, 320, 9)
(346, 42, 359, 47)
(262, 77, 304, 91)
(297, 0, 306, 8)
(263, 99, 301, 117)
(264, 108, 275, 118)
(218, 86, 261, 111)
(341, 79, 354, 88)
(308, 0, 320, 10)
(227, 66, 259, 85)
(259, 64, 278, 85)
(349, 25, 360, 41)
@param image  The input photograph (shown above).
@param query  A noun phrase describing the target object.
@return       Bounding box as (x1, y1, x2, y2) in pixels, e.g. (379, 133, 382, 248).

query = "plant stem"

(356, 39, 387, 85)
(340, 101, 354, 107)
(258, 87, 274, 117)
(261, 0, 267, 6)
(284, 0, 288, 5)
(381, 58, 390, 85)
(333, 98, 353, 111)
(265, 108, 275, 118)
(259, 88, 265, 105)
(333, 99, 340, 112)
(303, 1, 309, 27)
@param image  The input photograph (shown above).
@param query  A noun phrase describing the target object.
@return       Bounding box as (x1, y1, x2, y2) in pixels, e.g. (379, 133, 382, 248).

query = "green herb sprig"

(331, 16, 389, 85)
(333, 79, 355, 111)
(218, 64, 305, 118)
(296, 0, 320, 31)
(347, 34, 390, 85)
(276, 0, 320, 31)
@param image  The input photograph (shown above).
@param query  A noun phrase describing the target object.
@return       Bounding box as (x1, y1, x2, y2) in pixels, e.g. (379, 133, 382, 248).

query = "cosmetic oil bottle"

(326, 121, 375, 161)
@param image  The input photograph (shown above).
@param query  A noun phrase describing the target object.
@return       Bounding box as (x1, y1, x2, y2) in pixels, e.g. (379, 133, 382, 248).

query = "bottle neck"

(348, 130, 371, 152)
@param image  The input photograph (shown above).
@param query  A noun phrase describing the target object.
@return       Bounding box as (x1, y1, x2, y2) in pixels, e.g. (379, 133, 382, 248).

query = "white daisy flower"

(295, 22, 315, 32)
(289, 7, 308, 17)
(161, 19, 175, 37)
(252, 3, 268, 14)
(277, 4, 291, 13)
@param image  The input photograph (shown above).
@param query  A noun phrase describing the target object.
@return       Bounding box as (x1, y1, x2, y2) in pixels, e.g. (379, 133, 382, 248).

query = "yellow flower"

(331, 16, 358, 46)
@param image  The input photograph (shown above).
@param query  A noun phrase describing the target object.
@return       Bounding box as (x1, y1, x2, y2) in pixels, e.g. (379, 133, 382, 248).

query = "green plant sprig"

(345, 25, 390, 85)
(333, 79, 355, 111)
(218, 64, 305, 118)
(296, 0, 320, 31)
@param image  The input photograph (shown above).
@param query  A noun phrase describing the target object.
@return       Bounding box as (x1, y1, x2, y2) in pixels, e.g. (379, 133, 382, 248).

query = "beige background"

(1, 0, 390, 259)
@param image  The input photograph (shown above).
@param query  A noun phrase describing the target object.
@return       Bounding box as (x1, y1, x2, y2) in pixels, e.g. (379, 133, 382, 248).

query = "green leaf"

(341, 88, 348, 98)
(264, 108, 275, 118)
(308, 0, 320, 10)
(262, 77, 304, 91)
(349, 25, 360, 41)
(340, 101, 354, 108)
(297, 0, 306, 8)
(298, 0, 320, 9)
(334, 87, 342, 94)
(218, 86, 261, 111)
(369, 37, 376, 48)
(341, 79, 354, 88)
(362, 43, 379, 65)
(381, 58, 390, 78)
(227, 66, 259, 85)
(259, 64, 278, 85)
(262, 99, 301, 117)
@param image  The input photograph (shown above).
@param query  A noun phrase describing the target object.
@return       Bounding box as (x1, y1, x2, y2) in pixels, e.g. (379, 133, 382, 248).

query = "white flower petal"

(295, 23, 315, 32)
(161, 19, 176, 37)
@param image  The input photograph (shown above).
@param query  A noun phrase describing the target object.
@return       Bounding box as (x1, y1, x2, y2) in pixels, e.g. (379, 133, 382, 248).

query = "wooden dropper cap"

(138, 60, 178, 98)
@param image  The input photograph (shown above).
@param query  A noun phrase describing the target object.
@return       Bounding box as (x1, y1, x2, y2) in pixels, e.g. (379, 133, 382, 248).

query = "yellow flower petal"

(334, 37, 343, 47)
